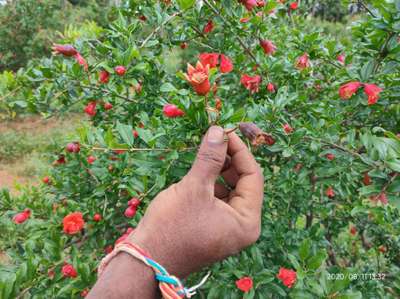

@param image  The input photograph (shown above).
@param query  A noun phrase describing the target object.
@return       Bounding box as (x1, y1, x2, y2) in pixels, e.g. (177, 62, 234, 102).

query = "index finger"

(227, 132, 264, 217)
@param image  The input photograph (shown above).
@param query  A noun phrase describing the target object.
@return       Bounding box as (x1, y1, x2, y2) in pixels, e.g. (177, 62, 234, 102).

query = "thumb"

(187, 126, 228, 185)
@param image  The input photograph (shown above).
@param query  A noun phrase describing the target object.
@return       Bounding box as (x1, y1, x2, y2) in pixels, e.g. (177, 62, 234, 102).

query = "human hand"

(129, 126, 264, 277)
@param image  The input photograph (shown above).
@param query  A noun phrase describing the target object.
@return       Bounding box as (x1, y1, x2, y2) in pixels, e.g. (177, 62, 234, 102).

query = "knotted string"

(98, 240, 210, 298)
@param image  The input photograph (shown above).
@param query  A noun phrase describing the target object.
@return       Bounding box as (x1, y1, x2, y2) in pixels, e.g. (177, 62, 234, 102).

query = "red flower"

(364, 83, 382, 105)
(104, 102, 113, 110)
(124, 206, 137, 218)
(99, 70, 110, 84)
(337, 54, 345, 65)
(339, 81, 362, 100)
(363, 172, 372, 185)
(74, 53, 88, 71)
(48, 268, 55, 279)
(294, 163, 303, 172)
(13, 209, 31, 224)
(289, 2, 298, 10)
(42, 176, 50, 184)
(257, 0, 265, 6)
(80, 289, 89, 297)
(63, 212, 85, 235)
(378, 245, 387, 253)
(240, 74, 262, 93)
(128, 197, 141, 208)
(84, 101, 97, 117)
(283, 124, 293, 134)
(55, 155, 66, 165)
(134, 82, 142, 94)
(87, 156, 96, 164)
(198, 53, 233, 74)
(277, 268, 297, 288)
(62, 263, 78, 278)
(203, 20, 214, 34)
(235, 276, 253, 292)
(132, 130, 139, 138)
(52, 44, 78, 57)
(350, 225, 357, 235)
(66, 142, 80, 153)
(295, 53, 310, 70)
(260, 39, 277, 55)
(240, 17, 250, 23)
(220, 54, 233, 73)
(215, 98, 222, 110)
(180, 42, 188, 49)
(163, 104, 185, 118)
(325, 153, 335, 161)
(115, 65, 126, 76)
(267, 83, 276, 93)
(325, 186, 335, 198)
(93, 213, 102, 222)
(139, 15, 147, 21)
(199, 53, 219, 68)
(239, 0, 258, 11)
(377, 192, 388, 205)
(184, 61, 211, 95)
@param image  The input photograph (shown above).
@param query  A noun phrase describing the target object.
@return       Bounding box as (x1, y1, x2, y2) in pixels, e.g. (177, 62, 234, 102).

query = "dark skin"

(88, 126, 264, 299)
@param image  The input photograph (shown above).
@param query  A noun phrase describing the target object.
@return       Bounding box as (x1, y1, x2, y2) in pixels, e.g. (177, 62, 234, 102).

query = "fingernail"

(207, 126, 224, 144)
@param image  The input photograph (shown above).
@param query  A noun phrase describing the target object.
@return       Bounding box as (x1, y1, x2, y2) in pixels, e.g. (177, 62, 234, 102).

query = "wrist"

(128, 227, 188, 278)
(88, 252, 160, 299)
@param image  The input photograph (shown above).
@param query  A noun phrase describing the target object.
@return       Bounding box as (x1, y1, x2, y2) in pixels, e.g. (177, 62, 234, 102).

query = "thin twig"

(140, 12, 181, 48)
(304, 136, 380, 167)
(359, 0, 377, 18)
(88, 146, 196, 153)
(380, 172, 399, 195)
(0, 86, 22, 102)
(79, 83, 137, 103)
(203, 0, 258, 64)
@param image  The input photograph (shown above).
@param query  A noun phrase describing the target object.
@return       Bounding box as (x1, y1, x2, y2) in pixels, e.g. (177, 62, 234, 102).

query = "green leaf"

(336, 291, 362, 299)
(160, 82, 177, 93)
(243, 288, 255, 299)
(299, 239, 311, 261)
(116, 121, 134, 146)
(307, 249, 327, 270)
(288, 253, 301, 271)
(360, 60, 375, 81)
(176, 0, 196, 10)
(386, 159, 400, 172)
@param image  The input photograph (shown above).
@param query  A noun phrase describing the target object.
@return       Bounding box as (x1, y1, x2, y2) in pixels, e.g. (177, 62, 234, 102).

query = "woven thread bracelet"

(98, 240, 210, 299)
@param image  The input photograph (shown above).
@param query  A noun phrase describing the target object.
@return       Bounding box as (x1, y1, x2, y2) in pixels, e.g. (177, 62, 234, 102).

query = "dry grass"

(0, 114, 85, 194)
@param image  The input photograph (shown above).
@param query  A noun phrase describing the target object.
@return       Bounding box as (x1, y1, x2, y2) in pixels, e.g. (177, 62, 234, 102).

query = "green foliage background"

(1, 0, 400, 298)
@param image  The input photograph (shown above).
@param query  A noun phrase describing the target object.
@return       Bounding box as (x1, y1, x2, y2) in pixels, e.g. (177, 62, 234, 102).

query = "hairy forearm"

(87, 252, 160, 299)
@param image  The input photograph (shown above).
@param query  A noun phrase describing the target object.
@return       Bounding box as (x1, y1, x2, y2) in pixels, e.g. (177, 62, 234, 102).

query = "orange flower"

(339, 81, 362, 100)
(63, 212, 85, 235)
(364, 83, 382, 105)
(184, 61, 211, 95)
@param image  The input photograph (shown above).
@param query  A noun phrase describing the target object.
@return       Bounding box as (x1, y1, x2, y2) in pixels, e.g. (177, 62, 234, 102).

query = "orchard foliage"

(1, 0, 400, 298)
